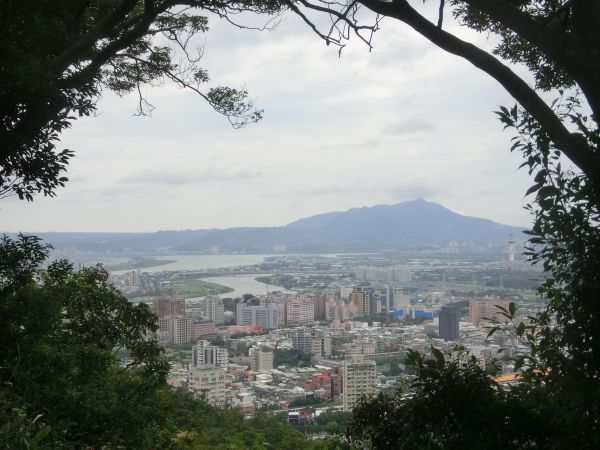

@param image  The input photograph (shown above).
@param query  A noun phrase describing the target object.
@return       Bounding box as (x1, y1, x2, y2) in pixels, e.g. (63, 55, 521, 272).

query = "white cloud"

(1, 6, 534, 232)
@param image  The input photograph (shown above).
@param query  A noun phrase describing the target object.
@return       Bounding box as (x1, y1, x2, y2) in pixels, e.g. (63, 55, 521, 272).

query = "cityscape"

(101, 238, 543, 432)
(2, 1, 598, 448)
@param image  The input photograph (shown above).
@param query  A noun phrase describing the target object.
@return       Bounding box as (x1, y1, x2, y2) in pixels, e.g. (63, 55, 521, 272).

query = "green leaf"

(486, 326, 499, 339)
(431, 346, 445, 366)
(526, 182, 543, 196)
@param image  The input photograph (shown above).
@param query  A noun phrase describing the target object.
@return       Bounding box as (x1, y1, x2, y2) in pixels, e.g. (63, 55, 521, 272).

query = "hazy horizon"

(3, 198, 529, 234)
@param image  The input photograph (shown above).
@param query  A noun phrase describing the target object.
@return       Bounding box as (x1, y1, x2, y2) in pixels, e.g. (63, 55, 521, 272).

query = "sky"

(1, 4, 535, 233)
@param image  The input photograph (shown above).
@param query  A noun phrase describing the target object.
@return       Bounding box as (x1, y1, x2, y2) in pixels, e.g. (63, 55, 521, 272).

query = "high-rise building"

(354, 266, 412, 283)
(152, 298, 185, 318)
(312, 333, 332, 358)
(192, 340, 228, 369)
(314, 293, 329, 321)
(157, 316, 171, 343)
(192, 320, 217, 340)
(286, 294, 315, 326)
(291, 328, 332, 357)
(249, 347, 274, 371)
(469, 298, 510, 326)
(350, 288, 369, 317)
(169, 316, 191, 344)
(392, 287, 411, 311)
(339, 286, 354, 301)
(204, 297, 224, 325)
(188, 367, 226, 407)
(236, 303, 279, 329)
(342, 358, 377, 411)
(508, 235, 516, 262)
(439, 306, 460, 342)
(187, 297, 225, 325)
(368, 292, 381, 316)
(127, 270, 141, 287)
(292, 328, 314, 353)
(370, 284, 392, 312)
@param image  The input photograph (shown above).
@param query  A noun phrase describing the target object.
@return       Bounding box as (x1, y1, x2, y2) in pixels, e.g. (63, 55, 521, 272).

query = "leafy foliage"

(161, 394, 325, 450)
(274, 348, 313, 367)
(0, 234, 172, 448)
(0, 0, 282, 200)
(450, 0, 579, 91)
(348, 347, 545, 449)
(496, 92, 600, 447)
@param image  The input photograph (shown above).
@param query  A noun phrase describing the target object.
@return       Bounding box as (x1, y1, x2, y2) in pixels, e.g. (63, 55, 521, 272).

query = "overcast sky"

(2, 5, 535, 233)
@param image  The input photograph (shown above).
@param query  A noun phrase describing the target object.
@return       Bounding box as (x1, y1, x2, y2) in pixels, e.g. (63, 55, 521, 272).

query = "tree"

(348, 348, 545, 449)
(0, 234, 172, 448)
(0, 0, 282, 201)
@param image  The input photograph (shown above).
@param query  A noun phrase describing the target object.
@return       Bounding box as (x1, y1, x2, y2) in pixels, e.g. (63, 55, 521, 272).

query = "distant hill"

(284, 199, 522, 249)
(16, 199, 524, 254)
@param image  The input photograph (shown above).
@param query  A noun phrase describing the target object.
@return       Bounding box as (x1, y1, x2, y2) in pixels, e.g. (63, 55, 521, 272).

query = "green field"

(170, 278, 234, 298)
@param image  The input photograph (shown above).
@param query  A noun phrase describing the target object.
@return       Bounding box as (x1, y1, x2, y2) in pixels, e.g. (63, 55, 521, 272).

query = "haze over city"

(1, 8, 532, 233)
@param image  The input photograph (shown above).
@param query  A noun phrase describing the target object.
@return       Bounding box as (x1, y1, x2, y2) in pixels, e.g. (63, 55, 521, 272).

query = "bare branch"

(118, 51, 260, 127)
(289, 0, 381, 51)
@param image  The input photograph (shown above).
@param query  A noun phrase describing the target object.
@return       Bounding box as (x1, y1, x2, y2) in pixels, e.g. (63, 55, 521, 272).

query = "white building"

(312, 333, 332, 358)
(354, 266, 412, 283)
(236, 303, 279, 329)
(188, 366, 226, 407)
(187, 297, 225, 325)
(249, 347, 274, 371)
(169, 316, 191, 344)
(192, 340, 228, 369)
(286, 294, 315, 326)
(342, 358, 377, 411)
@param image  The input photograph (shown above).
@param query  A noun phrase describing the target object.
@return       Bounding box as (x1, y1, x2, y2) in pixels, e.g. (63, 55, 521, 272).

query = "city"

(105, 242, 543, 434)
(2, 1, 598, 448)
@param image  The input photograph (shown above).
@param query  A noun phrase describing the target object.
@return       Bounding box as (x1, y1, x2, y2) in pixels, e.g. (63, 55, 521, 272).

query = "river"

(200, 274, 292, 298)
(111, 254, 270, 275)
(111, 254, 293, 297)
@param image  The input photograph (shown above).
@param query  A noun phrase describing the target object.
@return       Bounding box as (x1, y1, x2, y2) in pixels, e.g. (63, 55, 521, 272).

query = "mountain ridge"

(11, 199, 525, 253)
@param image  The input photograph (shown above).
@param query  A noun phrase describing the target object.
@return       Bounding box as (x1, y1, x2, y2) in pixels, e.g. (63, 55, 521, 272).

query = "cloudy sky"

(2, 4, 535, 232)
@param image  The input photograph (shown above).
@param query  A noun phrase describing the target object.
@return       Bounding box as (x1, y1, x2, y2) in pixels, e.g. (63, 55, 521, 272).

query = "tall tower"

(508, 234, 516, 263)
(439, 306, 460, 342)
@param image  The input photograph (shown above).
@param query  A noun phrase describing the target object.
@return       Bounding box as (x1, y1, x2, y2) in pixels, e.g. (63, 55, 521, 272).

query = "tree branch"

(60, 4, 169, 89)
(51, 0, 140, 73)
(460, 0, 600, 117)
(118, 51, 260, 127)
(353, 0, 600, 187)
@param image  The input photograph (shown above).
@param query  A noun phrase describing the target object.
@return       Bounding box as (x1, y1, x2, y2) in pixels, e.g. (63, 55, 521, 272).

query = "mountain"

(284, 199, 521, 248)
(21, 199, 524, 254)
